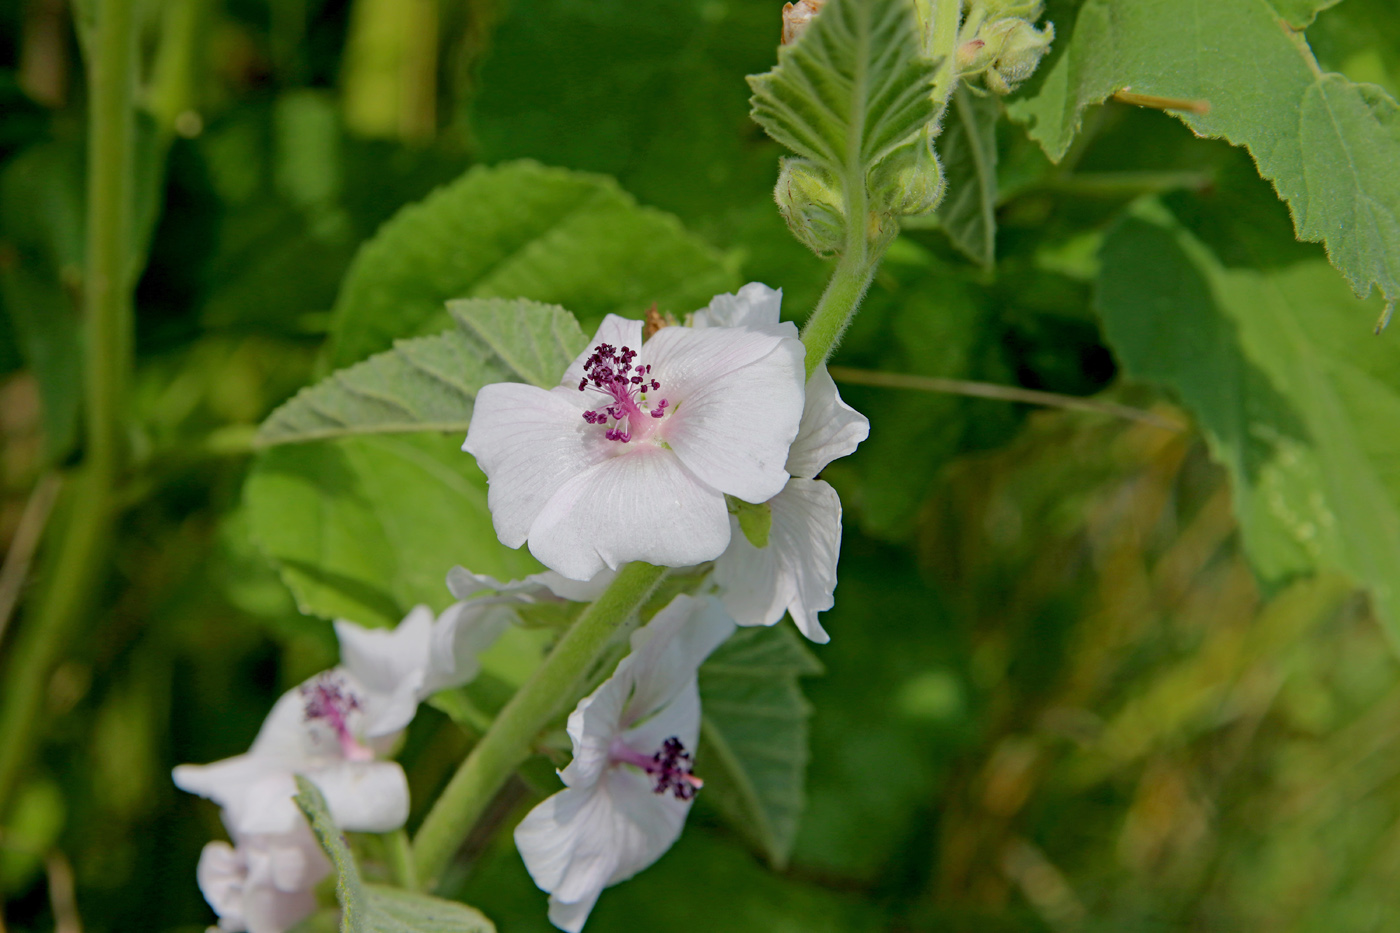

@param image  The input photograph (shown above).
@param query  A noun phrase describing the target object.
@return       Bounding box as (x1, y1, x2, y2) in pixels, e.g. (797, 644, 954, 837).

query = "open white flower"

(196, 817, 330, 933)
(514, 594, 735, 932)
(464, 306, 806, 581)
(334, 598, 511, 738)
(696, 285, 869, 643)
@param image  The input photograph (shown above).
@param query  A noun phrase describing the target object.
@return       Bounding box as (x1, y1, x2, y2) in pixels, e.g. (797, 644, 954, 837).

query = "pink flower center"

(608, 735, 703, 800)
(301, 674, 374, 762)
(578, 343, 669, 444)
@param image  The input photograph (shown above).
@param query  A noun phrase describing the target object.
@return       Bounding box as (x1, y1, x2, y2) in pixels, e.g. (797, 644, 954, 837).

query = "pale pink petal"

(785, 366, 870, 479)
(559, 315, 645, 390)
(464, 382, 612, 549)
(647, 326, 805, 503)
(692, 283, 783, 329)
(527, 445, 730, 580)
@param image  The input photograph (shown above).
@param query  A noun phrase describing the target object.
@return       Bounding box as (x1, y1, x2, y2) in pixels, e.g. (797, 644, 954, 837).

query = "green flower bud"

(869, 131, 945, 218)
(774, 158, 847, 255)
(984, 18, 1054, 95)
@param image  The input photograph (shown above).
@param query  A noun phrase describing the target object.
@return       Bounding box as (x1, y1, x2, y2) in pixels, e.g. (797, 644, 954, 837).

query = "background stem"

(0, 0, 137, 814)
(411, 561, 667, 888)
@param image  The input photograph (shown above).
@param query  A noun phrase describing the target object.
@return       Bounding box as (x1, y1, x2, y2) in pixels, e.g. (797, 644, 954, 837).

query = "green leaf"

(294, 777, 495, 933)
(1095, 200, 1400, 643)
(244, 434, 540, 628)
(1005, 0, 1400, 302)
(256, 298, 587, 447)
(1268, 0, 1342, 29)
(747, 0, 937, 181)
(329, 161, 738, 368)
(904, 85, 999, 267)
(698, 625, 823, 869)
(294, 776, 371, 933)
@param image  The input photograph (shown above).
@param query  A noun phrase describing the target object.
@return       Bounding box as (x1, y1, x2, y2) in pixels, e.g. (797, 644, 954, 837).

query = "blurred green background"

(3, 0, 1400, 930)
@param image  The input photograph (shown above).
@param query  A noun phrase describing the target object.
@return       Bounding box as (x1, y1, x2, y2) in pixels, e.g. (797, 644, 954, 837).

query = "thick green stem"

(383, 828, 420, 891)
(929, 0, 963, 121)
(799, 248, 880, 378)
(0, 0, 136, 814)
(411, 561, 668, 888)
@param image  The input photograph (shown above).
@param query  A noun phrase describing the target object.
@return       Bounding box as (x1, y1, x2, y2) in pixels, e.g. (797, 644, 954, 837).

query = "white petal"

(334, 609, 433, 736)
(532, 568, 616, 602)
(617, 595, 734, 726)
(647, 326, 805, 503)
(622, 679, 702, 759)
(306, 761, 410, 833)
(715, 479, 840, 643)
(527, 445, 731, 580)
(692, 283, 783, 329)
(785, 365, 870, 479)
(463, 382, 611, 549)
(445, 565, 614, 603)
(515, 769, 688, 924)
(247, 684, 339, 764)
(197, 841, 248, 930)
(560, 674, 629, 789)
(423, 600, 512, 695)
(559, 314, 645, 390)
(231, 774, 304, 836)
(547, 892, 601, 933)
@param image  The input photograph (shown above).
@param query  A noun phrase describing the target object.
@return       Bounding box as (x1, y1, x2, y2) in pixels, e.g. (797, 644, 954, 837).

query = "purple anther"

(300, 673, 374, 762)
(608, 735, 703, 801)
(576, 343, 669, 442)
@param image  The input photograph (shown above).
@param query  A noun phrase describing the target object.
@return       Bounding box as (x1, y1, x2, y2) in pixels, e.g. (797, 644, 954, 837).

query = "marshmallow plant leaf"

(294, 778, 496, 933)
(514, 594, 736, 932)
(464, 305, 806, 580)
(694, 285, 870, 642)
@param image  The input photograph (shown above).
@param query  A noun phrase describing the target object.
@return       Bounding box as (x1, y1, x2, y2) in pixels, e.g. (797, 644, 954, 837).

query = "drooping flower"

(514, 594, 736, 932)
(196, 817, 330, 933)
(694, 285, 869, 643)
(463, 306, 806, 581)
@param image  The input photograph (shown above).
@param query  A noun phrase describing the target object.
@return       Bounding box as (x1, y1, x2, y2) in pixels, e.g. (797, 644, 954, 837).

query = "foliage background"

(2, 0, 1400, 930)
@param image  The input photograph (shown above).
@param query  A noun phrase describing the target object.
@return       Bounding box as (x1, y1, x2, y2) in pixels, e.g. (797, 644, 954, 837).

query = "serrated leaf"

(698, 625, 823, 868)
(256, 298, 586, 447)
(294, 778, 496, 933)
(1006, 0, 1400, 302)
(905, 86, 999, 267)
(747, 0, 937, 181)
(1095, 200, 1400, 645)
(244, 434, 540, 628)
(329, 161, 737, 368)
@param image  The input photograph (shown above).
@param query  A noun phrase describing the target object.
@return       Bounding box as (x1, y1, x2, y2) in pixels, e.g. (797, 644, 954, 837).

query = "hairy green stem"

(928, 0, 963, 121)
(0, 0, 137, 814)
(384, 828, 420, 891)
(799, 248, 880, 378)
(411, 561, 668, 888)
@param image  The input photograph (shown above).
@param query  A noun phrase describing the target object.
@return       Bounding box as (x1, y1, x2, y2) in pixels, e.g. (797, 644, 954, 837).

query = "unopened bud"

(869, 132, 944, 218)
(775, 158, 846, 255)
(984, 18, 1053, 95)
(781, 0, 825, 45)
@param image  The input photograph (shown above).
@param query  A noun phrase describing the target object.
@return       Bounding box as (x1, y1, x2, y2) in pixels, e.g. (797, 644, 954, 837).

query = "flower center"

(608, 735, 703, 800)
(301, 673, 374, 762)
(578, 343, 669, 444)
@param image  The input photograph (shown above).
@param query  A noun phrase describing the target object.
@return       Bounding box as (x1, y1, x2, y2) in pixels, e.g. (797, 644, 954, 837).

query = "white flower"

(173, 670, 410, 836)
(445, 565, 616, 605)
(196, 817, 330, 933)
(514, 594, 736, 932)
(695, 285, 869, 643)
(334, 599, 511, 738)
(463, 305, 806, 581)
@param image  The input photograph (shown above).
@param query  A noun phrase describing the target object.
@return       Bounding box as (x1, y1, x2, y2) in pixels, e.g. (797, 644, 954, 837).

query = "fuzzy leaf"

(294, 777, 370, 933)
(245, 434, 540, 628)
(329, 161, 737, 368)
(905, 86, 999, 266)
(747, 0, 937, 180)
(698, 625, 823, 869)
(1006, 0, 1400, 302)
(1096, 201, 1400, 645)
(256, 298, 586, 447)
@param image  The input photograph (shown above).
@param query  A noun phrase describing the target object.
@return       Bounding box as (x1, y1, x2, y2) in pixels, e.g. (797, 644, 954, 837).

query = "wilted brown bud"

(781, 0, 825, 45)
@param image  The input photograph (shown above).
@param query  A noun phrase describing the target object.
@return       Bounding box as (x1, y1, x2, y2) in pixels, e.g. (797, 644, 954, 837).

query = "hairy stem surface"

(412, 561, 668, 888)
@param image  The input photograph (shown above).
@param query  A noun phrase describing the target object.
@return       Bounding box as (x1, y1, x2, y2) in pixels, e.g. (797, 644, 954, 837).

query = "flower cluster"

(180, 281, 867, 933)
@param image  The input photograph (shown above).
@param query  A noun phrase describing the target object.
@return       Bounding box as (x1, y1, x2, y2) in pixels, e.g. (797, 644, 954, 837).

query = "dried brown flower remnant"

(781, 0, 825, 45)
(643, 303, 671, 340)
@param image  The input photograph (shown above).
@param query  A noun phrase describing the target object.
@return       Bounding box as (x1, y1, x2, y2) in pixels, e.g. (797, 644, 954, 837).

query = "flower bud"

(781, 0, 825, 46)
(775, 158, 846, 255)
(975, 17, 1054, 95)
(868, 132, 944, 218)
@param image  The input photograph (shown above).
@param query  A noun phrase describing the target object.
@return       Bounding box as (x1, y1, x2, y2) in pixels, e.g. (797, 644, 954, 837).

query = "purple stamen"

(578, 344, 670, 443)
(608, 735, 703, 800)
(301, 673, 374, 762)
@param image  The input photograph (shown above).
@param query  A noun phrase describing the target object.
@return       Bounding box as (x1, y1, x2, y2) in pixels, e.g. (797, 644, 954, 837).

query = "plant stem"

(929, 0, 963, 121)
(383, 828, 420, 891)
(799, 247, 879, 378)
(0, 0, 137, 814)
(411, 561, 667, 888)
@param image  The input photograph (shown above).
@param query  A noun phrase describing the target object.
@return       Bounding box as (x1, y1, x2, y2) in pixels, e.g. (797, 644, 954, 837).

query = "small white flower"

(196, 817, 330, 933)
(514, 594, 735, 932)
(464, 304, 806, 581)
(695, 285, 869, 643)
(173, 670, 410, 836)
